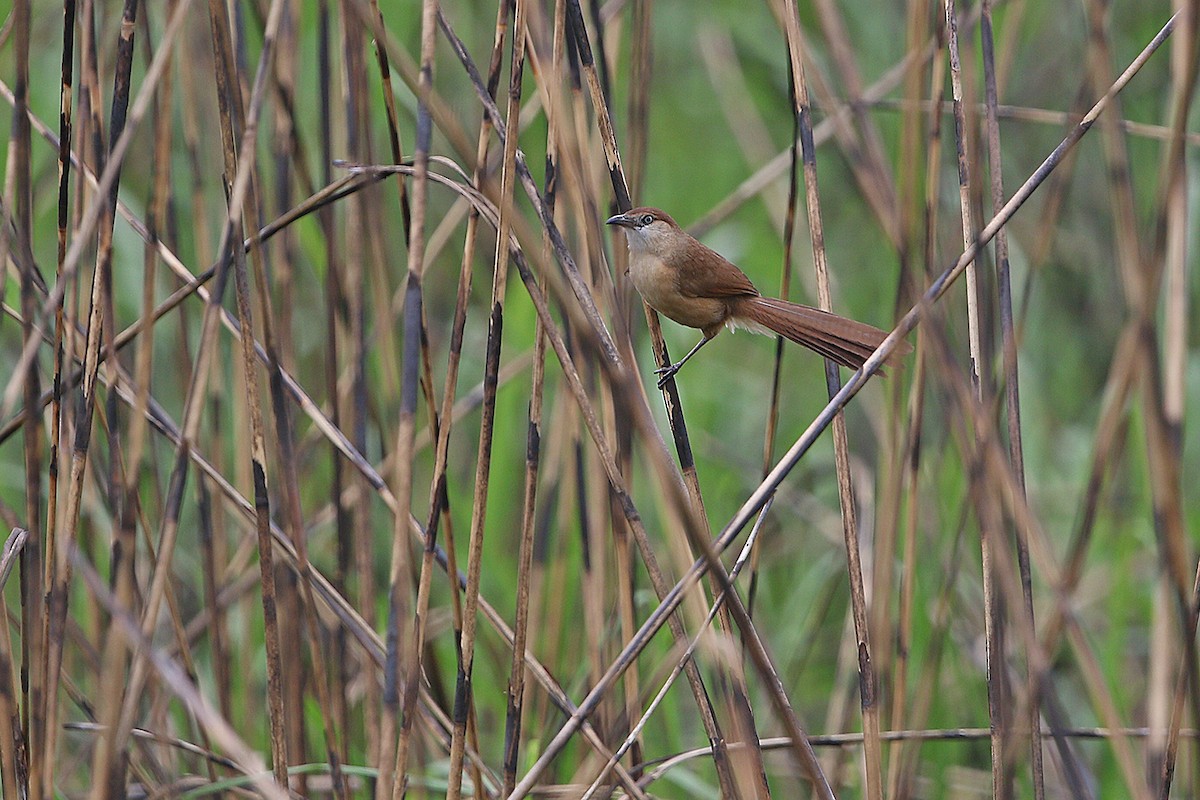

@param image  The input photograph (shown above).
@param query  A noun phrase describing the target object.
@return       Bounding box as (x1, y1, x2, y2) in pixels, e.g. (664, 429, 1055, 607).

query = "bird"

(606, 206, 909, 388)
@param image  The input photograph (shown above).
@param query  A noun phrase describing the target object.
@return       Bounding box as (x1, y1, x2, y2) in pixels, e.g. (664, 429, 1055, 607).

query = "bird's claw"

(654, 364, 681, 389)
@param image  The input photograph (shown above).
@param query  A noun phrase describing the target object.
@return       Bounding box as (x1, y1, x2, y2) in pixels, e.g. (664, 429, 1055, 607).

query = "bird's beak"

(605, 213, 634, 228)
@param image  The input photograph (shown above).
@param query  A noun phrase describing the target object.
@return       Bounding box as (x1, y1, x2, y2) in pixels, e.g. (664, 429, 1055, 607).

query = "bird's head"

(605, 207, 680, 255)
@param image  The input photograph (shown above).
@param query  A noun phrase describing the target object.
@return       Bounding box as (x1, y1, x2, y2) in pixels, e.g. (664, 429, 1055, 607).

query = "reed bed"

(0, 0, 1197, 797)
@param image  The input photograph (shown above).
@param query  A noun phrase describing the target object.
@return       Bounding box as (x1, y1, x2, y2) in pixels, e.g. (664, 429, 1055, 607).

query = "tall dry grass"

(0, 0, 1197, 798)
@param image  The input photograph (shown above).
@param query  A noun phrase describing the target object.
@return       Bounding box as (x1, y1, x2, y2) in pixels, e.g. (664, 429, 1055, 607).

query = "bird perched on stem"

(607, 207, 910, 388)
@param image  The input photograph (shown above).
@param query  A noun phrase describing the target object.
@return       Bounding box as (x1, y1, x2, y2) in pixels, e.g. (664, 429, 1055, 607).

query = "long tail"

(729, 296, 909, 371)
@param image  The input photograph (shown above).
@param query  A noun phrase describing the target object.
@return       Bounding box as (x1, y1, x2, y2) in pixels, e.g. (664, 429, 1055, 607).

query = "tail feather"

(730, 296, 909, 371)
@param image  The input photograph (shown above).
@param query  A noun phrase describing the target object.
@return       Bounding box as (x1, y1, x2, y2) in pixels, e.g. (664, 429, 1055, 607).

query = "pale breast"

(628, 252, 726, 329)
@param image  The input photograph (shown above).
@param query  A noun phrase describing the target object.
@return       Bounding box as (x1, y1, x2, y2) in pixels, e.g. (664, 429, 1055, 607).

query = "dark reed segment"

(239, 4, 351, 794)
(444, 0, 525, 795)
(343, 0, 405, 788)
(617, 0, 652, 778)
(356, 9, 461, 771)
(776, 2, 883, 797)
(500, 203, 548, 792)
(979, 3, 1044, 796)
(29, 0, 79, 786)
(943, 1, 985, 392)
(424, 7, 528, 800)
(546, 5, 623, 769)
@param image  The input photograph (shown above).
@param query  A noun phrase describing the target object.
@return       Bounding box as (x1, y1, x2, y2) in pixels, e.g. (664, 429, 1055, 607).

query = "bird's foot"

(654, 362, 683, 389)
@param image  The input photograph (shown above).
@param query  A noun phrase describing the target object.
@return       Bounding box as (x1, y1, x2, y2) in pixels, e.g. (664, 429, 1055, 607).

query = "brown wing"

(665, 236, 760, 299)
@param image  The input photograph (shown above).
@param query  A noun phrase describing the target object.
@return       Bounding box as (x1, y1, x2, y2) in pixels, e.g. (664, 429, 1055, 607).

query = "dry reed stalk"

(443, 3, 527, 797)
(979, 1, 1043, 795)
(0, 530, 28, 800)
(748, 56, 798, 619)
(559, 5, 770, 797)
(775, 1, 884, 797)
(10, 1, 43, 797)
(890, 20, 944, 791)
(942, 2, 1014, 797)
(87, 8, 179, 792)
(500, 2, 569, 794)
(28, 130, 624, 791)
(255, 45, 353, 800)
(73, 552, 289, 800)
(809, 0, 901, 248)
(688, 4, 986, 242)
(205, 0, 293, 786)
(40, 2, 149, 794)
(440, 10, 737, 793)
(1150, 3, 1199, 795)
(376, 0, 437, 794)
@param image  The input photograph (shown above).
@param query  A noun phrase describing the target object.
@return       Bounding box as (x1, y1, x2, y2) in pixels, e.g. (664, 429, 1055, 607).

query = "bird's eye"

(639, 214, 654, 226)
